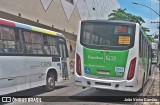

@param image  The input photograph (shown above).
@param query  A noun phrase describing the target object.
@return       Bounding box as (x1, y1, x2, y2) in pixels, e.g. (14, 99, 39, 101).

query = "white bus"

(0, 18, 70, 95)
(74, 20, 152, 92)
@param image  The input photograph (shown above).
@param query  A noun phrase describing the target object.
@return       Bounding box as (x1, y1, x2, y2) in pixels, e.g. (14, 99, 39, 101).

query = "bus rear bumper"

(75, 76, 139, 92)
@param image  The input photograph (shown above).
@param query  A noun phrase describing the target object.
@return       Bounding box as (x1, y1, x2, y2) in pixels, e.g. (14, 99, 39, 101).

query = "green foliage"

(146, 35, 154, 43)
(141, 27, 150, 32)
(108, 8, 150, 33)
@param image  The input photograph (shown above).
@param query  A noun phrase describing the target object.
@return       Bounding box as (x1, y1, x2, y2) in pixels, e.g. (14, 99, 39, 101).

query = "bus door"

(58, 38, 69, 79)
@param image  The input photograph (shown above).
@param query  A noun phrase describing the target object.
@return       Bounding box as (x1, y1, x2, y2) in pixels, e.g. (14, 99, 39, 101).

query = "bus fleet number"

(41, 62, 51, 67)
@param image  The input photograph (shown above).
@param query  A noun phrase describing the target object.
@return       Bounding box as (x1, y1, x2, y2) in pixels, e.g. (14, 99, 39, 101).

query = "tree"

(108, 8, 149, 33)
(146, 35, 154, 42)
(108, 8, 128, 20)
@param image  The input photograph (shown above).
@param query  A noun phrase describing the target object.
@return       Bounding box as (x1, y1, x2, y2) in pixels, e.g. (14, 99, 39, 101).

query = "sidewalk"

(143, 66, 160, 105)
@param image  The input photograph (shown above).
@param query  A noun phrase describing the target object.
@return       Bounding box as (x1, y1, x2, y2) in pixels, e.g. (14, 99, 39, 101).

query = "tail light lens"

(76, 53, 81, 76)
(127, 58, 136, 80)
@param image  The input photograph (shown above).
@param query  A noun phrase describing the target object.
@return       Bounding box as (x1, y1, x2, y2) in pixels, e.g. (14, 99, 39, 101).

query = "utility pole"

(132, 1, 160, 50)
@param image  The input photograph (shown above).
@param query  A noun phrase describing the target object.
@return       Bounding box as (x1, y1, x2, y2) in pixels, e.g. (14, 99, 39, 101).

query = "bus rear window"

(80, 22, 136, 50)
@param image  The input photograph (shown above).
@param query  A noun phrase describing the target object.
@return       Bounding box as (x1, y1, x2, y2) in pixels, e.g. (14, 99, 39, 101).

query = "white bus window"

(24, 32, 32, 54)
(32, 33, 42, 44)
(85, 32, 90, 44)
(102, 38, 105, 45)
(90, 34, 95, 44)
(14, 30, 22, 53)
(23, 31, 43, 54)
(25, 44, 32, 54)
(0, 40, 5, 53)
(48, 36, 56, 45)
(48, 36, 59, 55)
(32, 44, 43, 54)
(50, 46, 59, 55)
(0, 26, 22, 54)
(89, 34, 93, 44)
(43, 35, 59, 55)
(24, 31, 32, 43)
(99, 37, 102, 44)
(1, 27, 10, 40)
(95, 35, 98, 44)
(43, 35, 51, 54)
(44, 46, 51, 54)
(83, 31, 86, 43)
(32, 33, 43, 54)
(10, 29, 16, 40)
(106, 40, 110, 46)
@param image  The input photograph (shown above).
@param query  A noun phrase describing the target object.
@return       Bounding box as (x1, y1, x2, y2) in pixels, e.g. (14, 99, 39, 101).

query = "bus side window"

(48, 36, 59, 55)
(14, 29, 22, 53)
(23, 31, 32, 54)
(0, 40, 5, 53)
(32, 33, 43, 54)
(23, 31, 43, 54)
(0, 26, 22, 54)
(43, 35, 51, 55)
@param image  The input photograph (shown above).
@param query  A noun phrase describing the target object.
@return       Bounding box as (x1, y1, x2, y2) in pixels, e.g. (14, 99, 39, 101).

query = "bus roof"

(81, 19, 137, 25)
(0, 18, 64, 38)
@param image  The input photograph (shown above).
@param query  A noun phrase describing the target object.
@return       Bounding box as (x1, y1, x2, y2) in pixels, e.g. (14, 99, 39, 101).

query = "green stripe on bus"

(83, 47, 128, 77)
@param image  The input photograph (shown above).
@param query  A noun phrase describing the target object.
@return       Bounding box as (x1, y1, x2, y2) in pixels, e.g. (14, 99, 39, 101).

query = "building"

(0, 0, 120, 59)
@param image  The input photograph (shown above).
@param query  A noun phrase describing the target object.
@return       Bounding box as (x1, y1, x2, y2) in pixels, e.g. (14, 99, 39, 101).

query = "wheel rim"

(48, 77, 54, 88)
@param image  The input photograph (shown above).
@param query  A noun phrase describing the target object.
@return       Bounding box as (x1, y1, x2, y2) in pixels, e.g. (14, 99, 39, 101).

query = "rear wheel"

(148, 65, 152, 76)
(148, 55, 152, 76)
(138, 74, 145, 93)
(46, 72, 55, 91)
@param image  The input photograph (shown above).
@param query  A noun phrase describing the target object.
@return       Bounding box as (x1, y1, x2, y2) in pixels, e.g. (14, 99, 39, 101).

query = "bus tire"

(148, 56, 152, 76)
(46, 72, 55, 91)
(149, 65, 152, 76)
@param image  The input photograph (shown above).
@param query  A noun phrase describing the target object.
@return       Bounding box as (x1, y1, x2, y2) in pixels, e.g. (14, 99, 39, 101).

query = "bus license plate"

(97, 70, 109, 75)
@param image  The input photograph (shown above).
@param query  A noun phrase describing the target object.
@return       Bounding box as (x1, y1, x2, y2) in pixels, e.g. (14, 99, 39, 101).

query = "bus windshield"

(80, 21, 136, 50)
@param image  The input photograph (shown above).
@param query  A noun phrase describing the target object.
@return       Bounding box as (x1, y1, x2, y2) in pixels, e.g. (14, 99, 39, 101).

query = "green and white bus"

(0, 18, 70, 95)
(74, 20, 152, 92)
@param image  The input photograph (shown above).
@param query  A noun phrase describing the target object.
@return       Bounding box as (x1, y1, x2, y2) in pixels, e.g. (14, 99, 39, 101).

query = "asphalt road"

(2, 65, 157, 105)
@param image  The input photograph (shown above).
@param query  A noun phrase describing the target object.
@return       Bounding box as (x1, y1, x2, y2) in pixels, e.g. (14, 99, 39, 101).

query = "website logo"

(2, 97, 11, 102)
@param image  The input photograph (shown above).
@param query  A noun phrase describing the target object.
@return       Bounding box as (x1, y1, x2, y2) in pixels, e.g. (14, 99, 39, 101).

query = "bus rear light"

(127, 58, 136, 80)
(76, 53, 82, 76)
